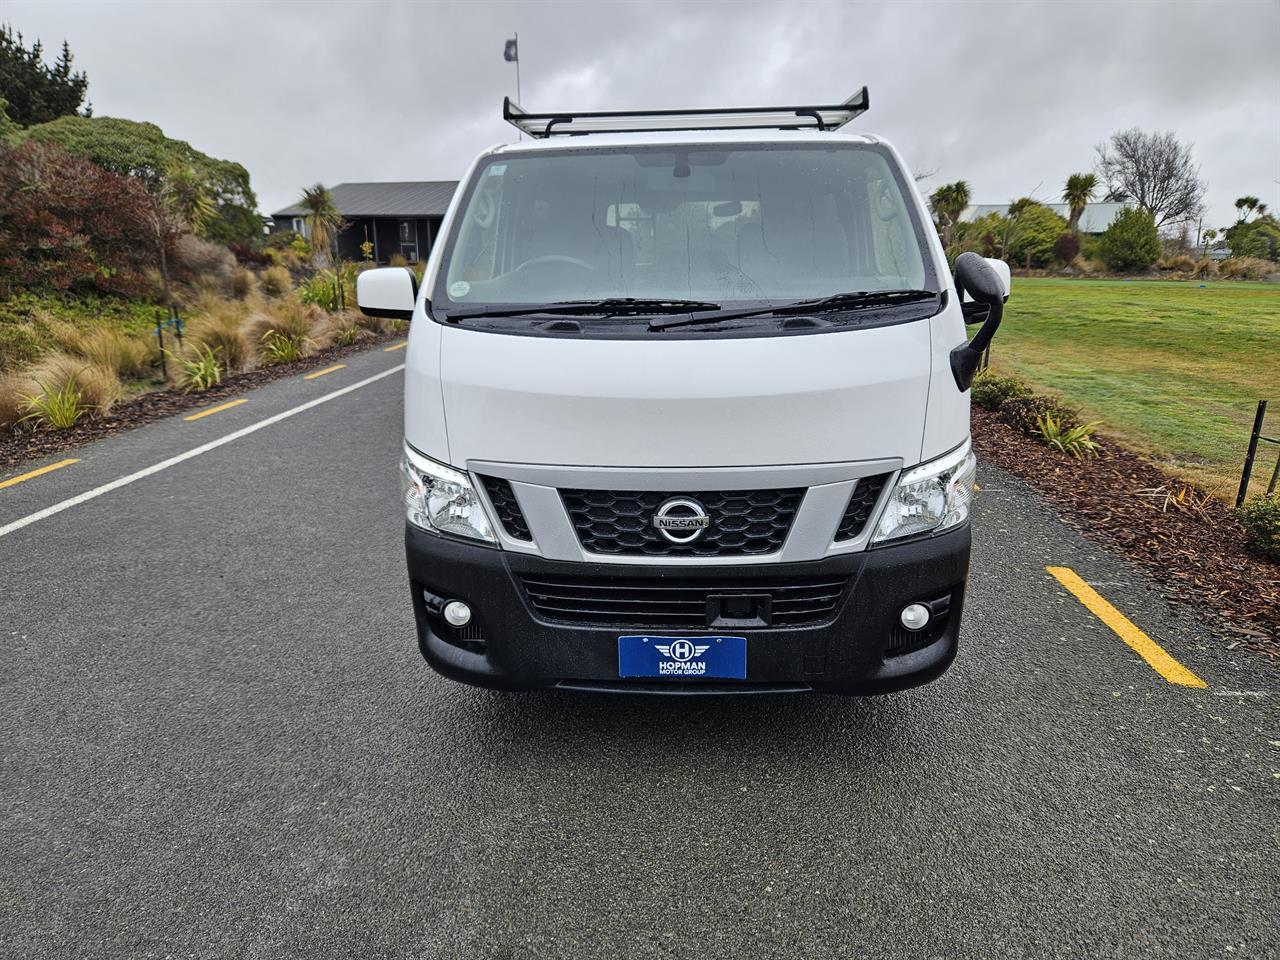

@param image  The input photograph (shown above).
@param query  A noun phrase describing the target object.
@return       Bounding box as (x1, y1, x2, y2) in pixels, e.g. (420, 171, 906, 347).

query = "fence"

(1237, 400, 1280, 507)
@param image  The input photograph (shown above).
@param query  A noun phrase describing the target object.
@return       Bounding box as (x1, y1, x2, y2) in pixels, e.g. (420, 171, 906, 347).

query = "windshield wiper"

(445, 298, 721, 322)
(646, 289, 939, 331)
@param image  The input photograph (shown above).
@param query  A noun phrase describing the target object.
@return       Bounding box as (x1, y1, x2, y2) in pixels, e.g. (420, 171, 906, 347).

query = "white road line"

(0, 364, 404, 540)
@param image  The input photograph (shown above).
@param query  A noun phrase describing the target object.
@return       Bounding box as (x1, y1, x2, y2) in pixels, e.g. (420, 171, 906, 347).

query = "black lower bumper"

(405, 524, 970, 695)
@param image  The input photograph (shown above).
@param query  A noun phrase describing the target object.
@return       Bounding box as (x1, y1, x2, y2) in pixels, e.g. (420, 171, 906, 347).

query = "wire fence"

(1237, 399, 1280, 506)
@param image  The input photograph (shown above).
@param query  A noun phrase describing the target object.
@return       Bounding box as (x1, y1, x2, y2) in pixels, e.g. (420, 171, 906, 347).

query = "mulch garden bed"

(0, 331, 402, 471)
(972, 407, 1279, 659)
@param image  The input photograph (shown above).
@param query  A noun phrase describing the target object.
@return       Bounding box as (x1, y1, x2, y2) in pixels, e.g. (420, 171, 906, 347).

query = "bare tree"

(1095, 128, 1206, 228)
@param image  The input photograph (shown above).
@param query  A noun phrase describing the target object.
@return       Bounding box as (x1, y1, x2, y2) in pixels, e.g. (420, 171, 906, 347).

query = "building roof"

(273, 181, 458, 219)
(960, 201, 1129, 234)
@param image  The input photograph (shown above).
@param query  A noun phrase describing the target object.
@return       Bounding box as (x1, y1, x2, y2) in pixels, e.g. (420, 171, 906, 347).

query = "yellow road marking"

(1047, 566, 1206, 688)
(0, 458, 79, 491)
(304, 364, 347, 380)
(184, 398, 248, 422)
(383, 341, 408, 352)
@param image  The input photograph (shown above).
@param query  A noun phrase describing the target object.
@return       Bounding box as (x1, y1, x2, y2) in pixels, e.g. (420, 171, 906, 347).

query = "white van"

(358, 90, 1010, 694)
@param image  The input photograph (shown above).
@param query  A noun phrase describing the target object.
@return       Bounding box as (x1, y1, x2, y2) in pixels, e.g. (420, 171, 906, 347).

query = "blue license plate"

(617, 635, 747, 680)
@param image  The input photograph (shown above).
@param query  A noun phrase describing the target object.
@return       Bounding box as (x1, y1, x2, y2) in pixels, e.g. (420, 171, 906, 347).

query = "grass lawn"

(988, 277, 1280, 501)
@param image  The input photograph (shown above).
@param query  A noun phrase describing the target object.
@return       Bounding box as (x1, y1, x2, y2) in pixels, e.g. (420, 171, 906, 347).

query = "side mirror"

(357, 267, 418, 320)
(950, 252, 1006, 391)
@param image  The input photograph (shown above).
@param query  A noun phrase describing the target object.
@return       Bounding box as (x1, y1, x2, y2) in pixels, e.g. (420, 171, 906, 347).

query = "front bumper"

(405, 524, 970, 695)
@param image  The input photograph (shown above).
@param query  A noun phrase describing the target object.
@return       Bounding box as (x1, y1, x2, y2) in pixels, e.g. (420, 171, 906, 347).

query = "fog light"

(900, 603, 931, 632)
(443, 601, 472, 627)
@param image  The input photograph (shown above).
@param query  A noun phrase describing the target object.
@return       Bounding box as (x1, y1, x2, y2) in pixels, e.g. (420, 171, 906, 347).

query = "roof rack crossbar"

(503, 87, 869, 139)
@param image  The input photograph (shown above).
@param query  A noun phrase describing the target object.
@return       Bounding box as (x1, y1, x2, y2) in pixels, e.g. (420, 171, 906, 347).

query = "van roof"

(490, 128, 881, 154)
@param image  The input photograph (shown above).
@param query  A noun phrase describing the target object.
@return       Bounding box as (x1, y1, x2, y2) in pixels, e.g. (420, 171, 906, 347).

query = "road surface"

(2, 343, 1276, 959)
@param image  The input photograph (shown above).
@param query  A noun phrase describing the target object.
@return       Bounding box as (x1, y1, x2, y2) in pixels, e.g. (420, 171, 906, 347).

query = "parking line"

(383, 342, 408, 352)
(0, 365, 405, 541)
(0, 458, 80, 491)
(304, 364, 347, 380)
(185, 398, 248, 422)
(1046, 566, 1206, 688)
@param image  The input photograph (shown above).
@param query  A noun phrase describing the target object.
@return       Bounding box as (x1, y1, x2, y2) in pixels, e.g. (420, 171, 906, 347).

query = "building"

(959, 201, 1129, 235)
(271, 181, 458, 265)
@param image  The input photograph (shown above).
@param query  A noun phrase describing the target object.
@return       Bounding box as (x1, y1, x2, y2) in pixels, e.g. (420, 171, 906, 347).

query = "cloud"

(6, 0, 1277, 227)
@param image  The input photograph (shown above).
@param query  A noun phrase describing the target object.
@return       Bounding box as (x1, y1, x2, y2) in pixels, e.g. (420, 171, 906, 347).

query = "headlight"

(872, 442, 976, 544)
(400, 443, 496, 543)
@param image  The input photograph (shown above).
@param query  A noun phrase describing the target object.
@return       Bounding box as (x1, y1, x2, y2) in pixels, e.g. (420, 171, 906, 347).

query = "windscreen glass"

(438, 144, 931, 308)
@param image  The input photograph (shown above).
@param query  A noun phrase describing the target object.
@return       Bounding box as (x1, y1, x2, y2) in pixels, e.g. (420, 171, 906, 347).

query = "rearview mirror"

(357, 267, 418, 320)
(950, 253, 1007, 391)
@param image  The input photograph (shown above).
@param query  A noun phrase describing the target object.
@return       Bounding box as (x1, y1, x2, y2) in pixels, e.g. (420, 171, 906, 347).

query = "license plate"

(617, 635, 747, 680)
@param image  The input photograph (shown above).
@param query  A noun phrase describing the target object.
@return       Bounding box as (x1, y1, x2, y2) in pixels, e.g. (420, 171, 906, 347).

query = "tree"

(1003, 201, 1068, 268)
(1062, 173, 1097, 234)
(1095, 128, 1205, 228)
(928, 181, 970, 247)
(297, 183, 345, 268)
(13, 115, 260, 247)
(1234, 196, 1263, 222)
(1224, 215, 1280, 261)
(0, 140, 154, 296)
(1097, 207, 1161, 271)
(0, 24, 89, 126)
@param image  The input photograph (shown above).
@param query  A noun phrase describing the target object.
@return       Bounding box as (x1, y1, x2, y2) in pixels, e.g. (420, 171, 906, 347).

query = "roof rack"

(503, 87, 869, 139)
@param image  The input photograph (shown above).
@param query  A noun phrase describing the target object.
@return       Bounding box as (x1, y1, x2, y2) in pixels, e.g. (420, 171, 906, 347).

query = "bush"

(246, 300, 319, 363)
(187, 300, 249, 373)
(259, 329, 306, 364)
(1001, 393, 1082, 436)
(228, 243, 272, 267)
(1037, 412, 1102, 460)
(1157, 252, 1197, 273)
(1234, 496, 1280, 561)
(21, 379, 88, 430)
(74, 327, 152, 379)
(0, 322, 44, 370)
(0, 373, 28, 430)
(1052, 233, 1080, 265)
(21, 353, 122, 422)
(0, 141, 156, 296)
(170, 343, 222, 392)
(1098, 208, 1161, 272)
(314, 312, 366, 349)
(259, 266, 292, 298)
(970, 370, 1032, 410)
(388, 253, 409, 268)
(230, 268, 255, 299)
(172, 234, 235, 287)
(1219, 257, 1274, 281)
(1006, 202, 1069, 268)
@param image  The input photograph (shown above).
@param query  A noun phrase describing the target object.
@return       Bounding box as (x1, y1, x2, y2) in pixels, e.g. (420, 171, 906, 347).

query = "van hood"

(429, 322, 933, 469)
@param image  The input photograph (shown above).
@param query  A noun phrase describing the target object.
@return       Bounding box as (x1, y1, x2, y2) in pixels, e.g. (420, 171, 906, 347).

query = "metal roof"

(273, 181, 458, 219)
(960, 201, 1129, 234)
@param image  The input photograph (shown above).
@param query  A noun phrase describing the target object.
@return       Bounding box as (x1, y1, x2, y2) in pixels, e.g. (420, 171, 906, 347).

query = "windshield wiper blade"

(647, 289, 939, 331)
(446, 298, 721, 322)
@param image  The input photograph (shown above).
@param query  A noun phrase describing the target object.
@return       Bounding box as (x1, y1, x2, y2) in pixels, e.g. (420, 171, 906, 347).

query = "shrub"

(388, 253, 409, 268)
(170, 343, 222, 392)
(1192, 257, 1218, 279)
(230, 267, 255, 299)
(313, 312, 365, 349)
(1006, 202, 1068, 268)
(970, 370, 1031, 410)
(0, 322, 43, 370)
(75, 327, 152, 379)
(1234, 496, 1280, 561)
(21, 379, 88, 430)
(25, 352, 122, 413)
(1098, 208, 1161, 272)
(0, 373, 28, 430)
(172, 234, 235, 286)
(259, 329, 306, 364)
(1037, 412, 1102, 460)
(1000, 393, 1082, 436)
(1052, 232, 1080, 264)
(0, 140, 156, 296)
(1157, 252, 1197, 273)
(186, 302, 249, 373)
(259, 265, 292, 297)
(228, 243, 272, 267)
(1219, 257, 1274, 281)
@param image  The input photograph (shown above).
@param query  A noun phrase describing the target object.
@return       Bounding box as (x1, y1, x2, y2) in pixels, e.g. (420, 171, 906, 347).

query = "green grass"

(989, 278, 1280, 500)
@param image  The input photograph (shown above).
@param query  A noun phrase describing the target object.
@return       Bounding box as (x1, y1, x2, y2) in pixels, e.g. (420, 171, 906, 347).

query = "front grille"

(520, 574, 848, 628)
(561, 488, 804, 557)
(481, 476, 532, 541)
(835, 473, 890, 541)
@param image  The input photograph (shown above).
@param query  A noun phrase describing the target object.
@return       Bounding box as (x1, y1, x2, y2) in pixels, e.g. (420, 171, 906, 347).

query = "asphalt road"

(1, 343, 1276, 959)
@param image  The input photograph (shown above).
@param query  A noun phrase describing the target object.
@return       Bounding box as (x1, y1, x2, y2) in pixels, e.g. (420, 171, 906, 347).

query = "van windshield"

(436, 143, 933, 315)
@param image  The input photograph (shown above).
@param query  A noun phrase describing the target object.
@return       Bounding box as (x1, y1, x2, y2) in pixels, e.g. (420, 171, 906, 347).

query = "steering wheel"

(514, 255, 596, 272)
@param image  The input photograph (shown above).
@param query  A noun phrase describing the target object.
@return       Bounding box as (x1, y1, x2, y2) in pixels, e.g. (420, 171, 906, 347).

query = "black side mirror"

(950, 252, 1005, 391)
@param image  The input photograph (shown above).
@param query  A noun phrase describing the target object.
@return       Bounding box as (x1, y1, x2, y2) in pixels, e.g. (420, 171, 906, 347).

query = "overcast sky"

(8, 0, 1279, 229)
